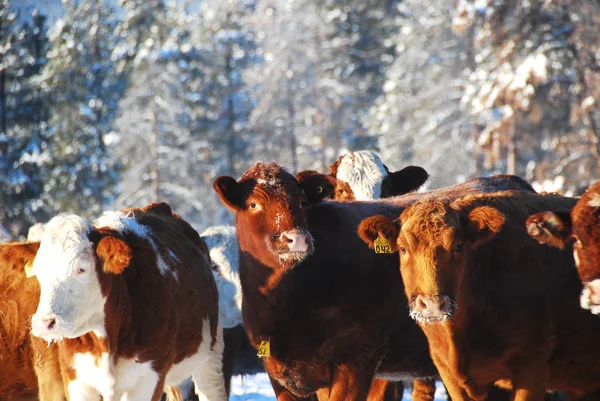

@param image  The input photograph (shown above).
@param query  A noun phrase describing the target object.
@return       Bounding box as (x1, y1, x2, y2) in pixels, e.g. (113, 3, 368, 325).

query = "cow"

(526, 180, 600, 315)
(213, 162, 540, 401)
(0, 241, 65, 401)
(297, 150, 429, 204)
(357, 191, 600, 400)
(29, 202, 226, 401)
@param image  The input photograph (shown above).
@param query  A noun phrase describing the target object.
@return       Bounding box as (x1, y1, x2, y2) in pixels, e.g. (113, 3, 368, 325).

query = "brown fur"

(32, 202, 220, 400)
(527, 181, 600, 283)
(0, 242, 65, 401)
(214, 163, 535, 401)
(360, 191, 600, 400)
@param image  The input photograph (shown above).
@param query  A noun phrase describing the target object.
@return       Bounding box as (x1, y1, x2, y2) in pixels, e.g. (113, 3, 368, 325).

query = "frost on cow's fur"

(94, 211, 171, 277)
(201, 225, 242, 329)
(335, 150, 388, 201)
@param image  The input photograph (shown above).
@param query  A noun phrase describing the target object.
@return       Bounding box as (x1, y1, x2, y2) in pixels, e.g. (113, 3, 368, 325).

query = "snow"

(229, 374, 449, 401)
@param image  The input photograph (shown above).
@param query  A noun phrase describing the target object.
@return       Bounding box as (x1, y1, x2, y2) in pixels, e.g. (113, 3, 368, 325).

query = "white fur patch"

(168, 319, 227, 401)
(335, 151, 388, 200)
(257, 178, 278, 186)
(588, 193, 600, 208)
(201, 226, 242, 329)
(68, 352, 114, 400)
(94, 211, 171, 277)
(581, 279, 600, 315)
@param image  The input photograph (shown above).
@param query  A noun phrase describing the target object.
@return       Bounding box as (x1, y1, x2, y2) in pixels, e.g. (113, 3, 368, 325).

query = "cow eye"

(77, 267, 86, 274)
(317, 186, 323, 194)
(400, 247, 407, 254)
(249, 202, 257, 209)
(337, 189, 344, 194)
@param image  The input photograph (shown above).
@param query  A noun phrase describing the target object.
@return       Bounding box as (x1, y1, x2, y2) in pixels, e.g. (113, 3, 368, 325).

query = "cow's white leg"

(67, 380, 102, 401)
(191, 325, 227, 401)
(119, 372, 162, 401)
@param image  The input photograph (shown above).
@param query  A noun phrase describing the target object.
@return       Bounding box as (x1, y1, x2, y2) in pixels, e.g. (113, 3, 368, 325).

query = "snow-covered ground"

(230, 374, 449, 401)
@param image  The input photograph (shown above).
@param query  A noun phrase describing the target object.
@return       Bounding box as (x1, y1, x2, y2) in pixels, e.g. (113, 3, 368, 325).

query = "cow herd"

(3, 150, 600, 401)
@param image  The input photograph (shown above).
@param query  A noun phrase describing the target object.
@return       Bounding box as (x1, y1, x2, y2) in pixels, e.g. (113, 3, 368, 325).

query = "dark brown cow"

(358, 191, 600, 400)
(526, 181, 600, 315)
(213, 162, 539, 401)
(0, 241, 65, 401)
(29, 202, 226, 401)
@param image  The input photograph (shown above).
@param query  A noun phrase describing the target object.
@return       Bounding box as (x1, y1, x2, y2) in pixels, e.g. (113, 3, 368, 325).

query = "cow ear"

(386, 166, 429, 196)
(213, 176, 247, 211)
(463, 206, 505, 248)
(526, 211, 572, 249)
(96, 236, 131, 275)
(297, 171, 336, 204)
(357, 215, 400, 251)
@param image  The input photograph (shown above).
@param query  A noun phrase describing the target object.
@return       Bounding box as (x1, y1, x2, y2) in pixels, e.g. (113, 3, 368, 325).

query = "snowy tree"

(112, 0, 258, 231)
(247, 0, 400, 173)
(363, 0, 474, 188)
(0, 3, 51, 237)
(454, 0, 600, 194)
(33, 0, 124, 218)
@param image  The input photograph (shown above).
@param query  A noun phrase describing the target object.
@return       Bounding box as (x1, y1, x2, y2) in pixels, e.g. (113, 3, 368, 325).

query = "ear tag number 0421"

(374, 234, 393, 254)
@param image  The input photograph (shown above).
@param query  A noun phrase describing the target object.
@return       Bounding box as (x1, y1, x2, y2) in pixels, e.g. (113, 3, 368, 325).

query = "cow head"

(358, 199, 504, 324)
(295, 170, 356, 204)
(214, 162, 314, 270)
(31, 213, 131, 341)
(527, 181, 600, 314)
(330, 151, 428, 200)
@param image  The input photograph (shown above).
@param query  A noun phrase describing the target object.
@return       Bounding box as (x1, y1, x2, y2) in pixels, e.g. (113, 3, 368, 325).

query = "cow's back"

(112, 208, 220, 364)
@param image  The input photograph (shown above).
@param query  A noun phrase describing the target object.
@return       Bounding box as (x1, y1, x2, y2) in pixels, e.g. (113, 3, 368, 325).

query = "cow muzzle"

(31, 313, 64, 341)
(274, 229, 314, 266)
(409, 294, 455, 324)
(581, 279, 600, 315)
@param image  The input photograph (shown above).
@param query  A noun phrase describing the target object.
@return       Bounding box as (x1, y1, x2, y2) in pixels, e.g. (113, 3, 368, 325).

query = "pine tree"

(36, 0, 124, 218)
(0, 2, 51, 237)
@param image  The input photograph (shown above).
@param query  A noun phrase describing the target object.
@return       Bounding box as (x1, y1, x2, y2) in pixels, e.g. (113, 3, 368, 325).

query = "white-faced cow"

(29, 202, 226, 401)
(297, 151, 429, 204)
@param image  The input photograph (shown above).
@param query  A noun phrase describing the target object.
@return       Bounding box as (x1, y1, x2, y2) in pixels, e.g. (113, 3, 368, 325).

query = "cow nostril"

(44, 318, 56, 330)
(439, 299, 450, 314)
(417, 296, 428, 311)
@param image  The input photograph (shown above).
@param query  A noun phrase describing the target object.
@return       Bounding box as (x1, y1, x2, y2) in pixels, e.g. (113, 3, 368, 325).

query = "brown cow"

(0, 241, 65, 401)
(526, 181, 600, 315)
(213, 162, 539, 401)
(29, 202, 226, 401)
(358, 191, 600, 400)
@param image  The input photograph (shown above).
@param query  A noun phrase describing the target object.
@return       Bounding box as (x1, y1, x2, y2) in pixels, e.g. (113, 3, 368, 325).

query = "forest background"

(1, 0, 599, 239)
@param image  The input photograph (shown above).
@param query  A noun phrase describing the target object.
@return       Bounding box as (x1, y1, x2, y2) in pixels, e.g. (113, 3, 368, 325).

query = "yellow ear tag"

(24, 262, 35, 278)
(374, 234, 393, 254)
(257, 340, 271, 358)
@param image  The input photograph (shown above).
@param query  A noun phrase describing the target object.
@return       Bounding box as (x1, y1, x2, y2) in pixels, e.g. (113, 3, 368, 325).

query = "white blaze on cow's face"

(335, 150, 387, 201)
(31, 214, 106, 341)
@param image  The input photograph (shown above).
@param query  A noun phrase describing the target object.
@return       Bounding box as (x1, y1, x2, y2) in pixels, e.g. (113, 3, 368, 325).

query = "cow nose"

(281, 230, 310, 252)
(414, 295, 452, 318)
(35, 314, 59, 332)
(44, 317, 57, 330)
